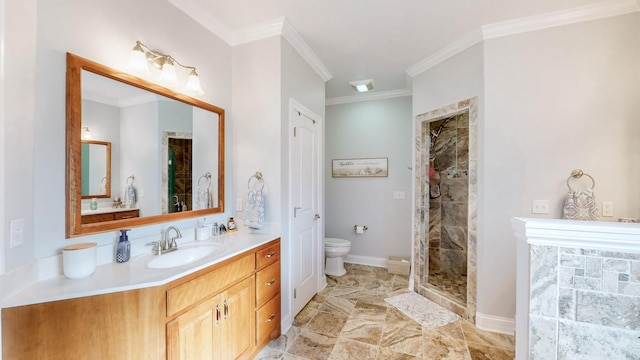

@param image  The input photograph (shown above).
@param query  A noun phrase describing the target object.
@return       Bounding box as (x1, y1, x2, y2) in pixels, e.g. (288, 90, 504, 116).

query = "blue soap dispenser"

(116, 229, 131, 263)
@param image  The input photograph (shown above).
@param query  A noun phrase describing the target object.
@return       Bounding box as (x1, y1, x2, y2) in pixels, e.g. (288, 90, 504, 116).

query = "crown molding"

(407, 0, 640, 78)
(231, 17, 285, 46)
(167, 0, 232, 43)
(280, 19, 333, 82)
(405, 29, 483, 78)
(168, 0, 333, 83)
(482, 0, 640, 39)
(232, 17, 333, 81)
(326, 88, 412, 106)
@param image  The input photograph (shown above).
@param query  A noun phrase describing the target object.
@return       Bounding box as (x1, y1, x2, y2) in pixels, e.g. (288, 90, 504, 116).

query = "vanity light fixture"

(81, 127, 93, 140)
(126, 40, 204, 96)
(349, 79, 374, 92)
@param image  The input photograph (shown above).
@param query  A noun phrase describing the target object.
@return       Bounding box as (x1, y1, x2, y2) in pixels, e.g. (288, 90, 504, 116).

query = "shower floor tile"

(428, 272, 467, 304)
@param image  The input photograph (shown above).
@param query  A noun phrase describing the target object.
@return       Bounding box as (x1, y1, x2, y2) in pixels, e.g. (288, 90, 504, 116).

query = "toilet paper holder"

(353, 225, 368, 232)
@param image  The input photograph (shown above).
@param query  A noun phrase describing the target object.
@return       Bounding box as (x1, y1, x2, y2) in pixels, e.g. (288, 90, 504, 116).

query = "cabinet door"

(167, 295, 224, 360)
(225, 276, 255, 359)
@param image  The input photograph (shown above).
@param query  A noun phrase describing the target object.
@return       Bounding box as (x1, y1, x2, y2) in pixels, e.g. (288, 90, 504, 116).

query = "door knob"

(314, 214, 321, 220)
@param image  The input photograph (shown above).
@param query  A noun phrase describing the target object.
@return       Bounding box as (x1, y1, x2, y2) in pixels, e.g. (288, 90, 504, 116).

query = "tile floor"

(254, 264, 515, 360)
(427, 272, 467, 304)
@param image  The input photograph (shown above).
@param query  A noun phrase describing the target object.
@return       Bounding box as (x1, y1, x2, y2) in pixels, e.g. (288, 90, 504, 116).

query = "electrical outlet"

(532, 200, 550, 214)
(9, 218, 24, 248)
(602, 201, 613, 217)
(236, 198, 243, 211)
(393, 191, 405, 200)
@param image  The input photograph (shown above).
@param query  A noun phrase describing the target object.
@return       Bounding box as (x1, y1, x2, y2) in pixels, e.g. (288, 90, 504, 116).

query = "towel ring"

(566, 169, 595, 190)
(248, 171, 265, 191)
(198, 172, 212, 188)
(126, 175, 135, 186)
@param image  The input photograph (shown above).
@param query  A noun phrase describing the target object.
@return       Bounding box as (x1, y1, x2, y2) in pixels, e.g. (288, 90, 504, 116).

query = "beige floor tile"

(264, 265, 515, 360)
(328, 338, 379, 360)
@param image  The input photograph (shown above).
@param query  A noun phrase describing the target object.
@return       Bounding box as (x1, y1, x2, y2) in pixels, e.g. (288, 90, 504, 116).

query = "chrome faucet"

(146, 226, 182, 255)
(163, 226, 182, 251)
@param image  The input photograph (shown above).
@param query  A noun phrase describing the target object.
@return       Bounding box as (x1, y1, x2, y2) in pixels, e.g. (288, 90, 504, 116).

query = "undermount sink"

(146, 243, 225, 269)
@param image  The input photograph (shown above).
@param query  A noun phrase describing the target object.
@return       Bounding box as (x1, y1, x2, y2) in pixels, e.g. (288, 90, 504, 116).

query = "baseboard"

(475, 312, 516, 335)
(344, 255, 387, 268)
(281, 311, 292, 335)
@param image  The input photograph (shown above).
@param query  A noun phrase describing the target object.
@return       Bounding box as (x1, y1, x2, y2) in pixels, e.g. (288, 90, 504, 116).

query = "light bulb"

(126, 42, 150, 77)
(185, 69, 204, 95)
(158, 58, 179, 88)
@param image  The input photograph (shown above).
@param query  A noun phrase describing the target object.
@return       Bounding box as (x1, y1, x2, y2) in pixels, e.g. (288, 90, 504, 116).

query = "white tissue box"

(387, 256, 410, 275)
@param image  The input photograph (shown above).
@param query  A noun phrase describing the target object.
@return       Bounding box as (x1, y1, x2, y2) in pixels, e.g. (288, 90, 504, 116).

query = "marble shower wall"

(413, 97, 478, 322)
(529, 245, 640, 359)
(428, 113, 469, 279)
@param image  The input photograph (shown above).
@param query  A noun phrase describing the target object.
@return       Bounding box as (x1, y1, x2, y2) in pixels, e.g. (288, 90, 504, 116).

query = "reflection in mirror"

(67, 53, 225, 237)
(81, 140, 111, 198)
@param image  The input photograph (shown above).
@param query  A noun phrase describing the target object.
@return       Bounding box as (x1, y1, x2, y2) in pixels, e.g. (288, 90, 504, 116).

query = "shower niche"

(413, 97, 478, 322)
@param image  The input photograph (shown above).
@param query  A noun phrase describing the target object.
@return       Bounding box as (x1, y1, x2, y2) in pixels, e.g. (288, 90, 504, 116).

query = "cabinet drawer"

(81, 213, 114, 224)
(256, 293, 281, 346)
(114, 209, 139, 220)
(256, 241, 280, 269)
(167, 253, 254, 316)
(256, 261, 280, 307)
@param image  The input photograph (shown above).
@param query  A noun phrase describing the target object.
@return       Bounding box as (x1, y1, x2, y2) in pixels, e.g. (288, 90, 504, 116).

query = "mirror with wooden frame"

(66, 53, 225, 237)
(80, 140, 111, 199)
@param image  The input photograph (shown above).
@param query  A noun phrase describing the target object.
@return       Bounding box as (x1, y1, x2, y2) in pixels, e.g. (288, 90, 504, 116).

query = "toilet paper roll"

(355, 225, 364, 234)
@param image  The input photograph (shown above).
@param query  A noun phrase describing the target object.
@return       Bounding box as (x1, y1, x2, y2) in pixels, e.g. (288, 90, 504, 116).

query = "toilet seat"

(324, 238, 350, 247)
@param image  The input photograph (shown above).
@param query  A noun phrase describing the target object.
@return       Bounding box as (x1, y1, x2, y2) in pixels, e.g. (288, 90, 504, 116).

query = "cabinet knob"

(265, 252, 276, 258)
(265, 279, 276, 286)
(265, 314, 276, 323)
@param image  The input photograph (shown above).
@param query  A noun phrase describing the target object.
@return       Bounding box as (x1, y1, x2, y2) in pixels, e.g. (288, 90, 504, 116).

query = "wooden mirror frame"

(66, 53, 225, 238)
(80, 140, 112, 199)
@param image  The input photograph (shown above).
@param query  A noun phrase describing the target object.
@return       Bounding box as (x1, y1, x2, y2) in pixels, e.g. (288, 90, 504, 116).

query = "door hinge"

(294, 288, 297, 299)
(293, 127, 297, 137)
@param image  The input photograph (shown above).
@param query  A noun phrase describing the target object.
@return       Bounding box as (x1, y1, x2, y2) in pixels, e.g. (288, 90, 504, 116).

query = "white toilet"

(324, 237, 351, 277)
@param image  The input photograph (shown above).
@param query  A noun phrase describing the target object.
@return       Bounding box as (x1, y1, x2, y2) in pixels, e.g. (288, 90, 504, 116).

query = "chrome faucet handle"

(145, 241, 160, 255)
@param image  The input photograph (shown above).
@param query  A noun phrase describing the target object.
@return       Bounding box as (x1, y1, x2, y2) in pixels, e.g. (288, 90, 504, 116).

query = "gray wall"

(413, 13, 640, 323)
(3, 0, 232, 268)
(231, 36, 325, 329)
(325, 96, 413, 264)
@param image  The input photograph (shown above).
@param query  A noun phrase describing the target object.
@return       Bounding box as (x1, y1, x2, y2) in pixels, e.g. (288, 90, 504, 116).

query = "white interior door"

(291, 100, 321, 316)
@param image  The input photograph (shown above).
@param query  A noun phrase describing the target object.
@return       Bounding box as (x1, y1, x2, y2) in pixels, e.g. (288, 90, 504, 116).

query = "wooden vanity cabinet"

(167, 276, 254, 360)
(80, 209, 139, 224)
(254, 241, 281, 348)
(1, 238, 281, 360)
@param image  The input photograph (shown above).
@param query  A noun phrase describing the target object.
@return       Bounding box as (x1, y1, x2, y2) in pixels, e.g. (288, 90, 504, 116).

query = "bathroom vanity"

(80, 207, 140, 224)
(1, 236, 281, 359)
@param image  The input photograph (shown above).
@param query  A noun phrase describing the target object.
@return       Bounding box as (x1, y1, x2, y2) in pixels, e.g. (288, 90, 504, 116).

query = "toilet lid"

(324, 237, 350, 247)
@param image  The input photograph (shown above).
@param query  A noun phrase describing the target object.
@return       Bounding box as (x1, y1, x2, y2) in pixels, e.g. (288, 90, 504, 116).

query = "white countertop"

(0, 231, 279, 308)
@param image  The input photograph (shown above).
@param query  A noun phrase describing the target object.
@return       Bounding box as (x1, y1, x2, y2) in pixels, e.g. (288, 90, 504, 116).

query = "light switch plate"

(602, 201, 613, 217)
(393, 191, 405, 200)
(236, 198, 243, 211)
(532, 200, 550, 214)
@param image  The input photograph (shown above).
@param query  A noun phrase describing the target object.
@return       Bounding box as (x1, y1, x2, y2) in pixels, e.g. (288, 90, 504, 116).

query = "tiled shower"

(413, 97, 478, 321)
(428, 113, 469, 304)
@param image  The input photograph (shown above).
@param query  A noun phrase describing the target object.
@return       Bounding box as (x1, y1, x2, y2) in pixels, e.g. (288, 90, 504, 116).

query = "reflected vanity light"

(126, 40, 204, 96)
(81, 127, 93, 140)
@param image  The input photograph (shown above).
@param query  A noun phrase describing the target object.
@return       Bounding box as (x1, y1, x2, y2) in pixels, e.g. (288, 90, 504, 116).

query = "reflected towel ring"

(126, 175, 135, 186)
(248, 171, 265, 191)
(566, 169, 595, 190)
(198, 172, 212, 188)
